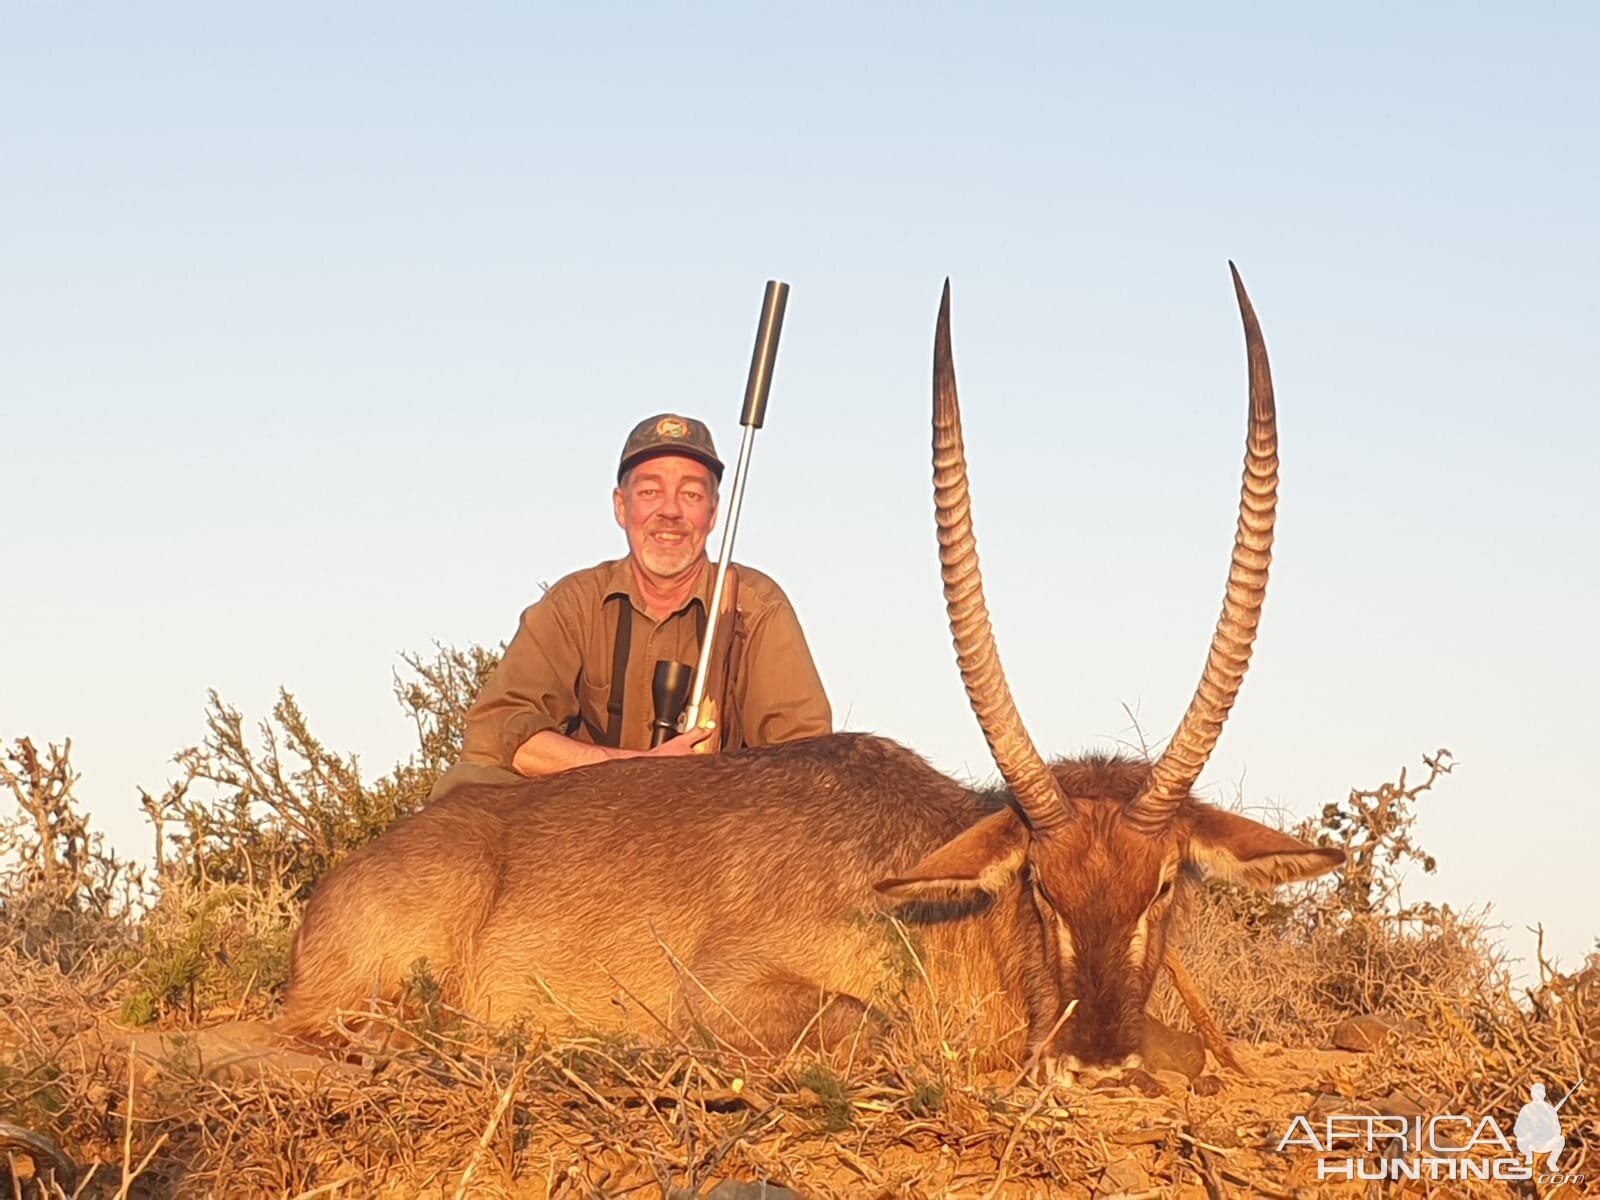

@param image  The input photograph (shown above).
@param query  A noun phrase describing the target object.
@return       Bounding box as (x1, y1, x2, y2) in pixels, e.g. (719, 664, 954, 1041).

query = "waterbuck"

(281, 266, 1344, 1074)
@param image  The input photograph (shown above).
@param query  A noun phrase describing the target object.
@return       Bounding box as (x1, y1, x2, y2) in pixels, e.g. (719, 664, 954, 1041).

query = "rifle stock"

(690, 565, 741, 754)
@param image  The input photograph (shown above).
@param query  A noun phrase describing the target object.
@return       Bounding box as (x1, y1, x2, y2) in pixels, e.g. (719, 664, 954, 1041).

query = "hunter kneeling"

(430, 412, 831, 799)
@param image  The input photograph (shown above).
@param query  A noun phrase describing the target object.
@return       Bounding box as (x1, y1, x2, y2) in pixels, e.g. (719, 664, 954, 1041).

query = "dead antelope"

(281, 266, 1343, 1074)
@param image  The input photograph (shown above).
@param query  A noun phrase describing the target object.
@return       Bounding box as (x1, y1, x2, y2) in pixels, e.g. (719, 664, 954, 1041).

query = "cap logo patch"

(656, 417, 688, 439)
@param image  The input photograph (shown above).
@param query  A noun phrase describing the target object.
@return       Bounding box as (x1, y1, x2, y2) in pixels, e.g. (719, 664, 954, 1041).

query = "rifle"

(1554, 1076, 1584, 1111)
(676, 280, 788, 751)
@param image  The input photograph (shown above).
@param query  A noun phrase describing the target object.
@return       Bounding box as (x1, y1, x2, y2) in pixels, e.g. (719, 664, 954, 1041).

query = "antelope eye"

(1153, 878, 1174, 904)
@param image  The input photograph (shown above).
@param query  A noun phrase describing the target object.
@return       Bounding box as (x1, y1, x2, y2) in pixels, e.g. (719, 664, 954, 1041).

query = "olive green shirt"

(460, 557, 831, 767)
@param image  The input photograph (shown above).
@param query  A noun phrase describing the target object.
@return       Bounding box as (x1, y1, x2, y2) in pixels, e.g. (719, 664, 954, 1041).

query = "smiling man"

(430, 413, 832, 798)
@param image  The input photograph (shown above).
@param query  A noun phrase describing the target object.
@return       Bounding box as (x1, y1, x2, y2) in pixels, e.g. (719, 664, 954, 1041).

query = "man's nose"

(657, 490, 683, 517)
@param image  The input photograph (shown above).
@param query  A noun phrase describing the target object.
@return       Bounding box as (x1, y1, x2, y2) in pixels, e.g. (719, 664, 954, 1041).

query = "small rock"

(1091, 1155, 1149, 1199)
(1191, 1073, 1226, 1097)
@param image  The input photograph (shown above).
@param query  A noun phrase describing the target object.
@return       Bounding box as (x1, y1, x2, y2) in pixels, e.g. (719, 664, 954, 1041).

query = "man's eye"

(682, 491, 702, 503)
(638, 488, 658, 499)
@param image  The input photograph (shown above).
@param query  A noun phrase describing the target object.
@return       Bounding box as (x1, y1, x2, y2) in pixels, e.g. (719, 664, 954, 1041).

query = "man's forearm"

(511, 726, 714, 778)
(512, 730, 633, 777)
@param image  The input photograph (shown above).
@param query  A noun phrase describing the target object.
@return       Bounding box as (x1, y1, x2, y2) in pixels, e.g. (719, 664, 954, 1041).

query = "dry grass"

(4, 949, 1590, 1199)
(3, 674, 1595, 1198)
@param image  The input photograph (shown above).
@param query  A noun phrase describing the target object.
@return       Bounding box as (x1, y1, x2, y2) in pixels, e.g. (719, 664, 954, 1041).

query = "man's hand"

(645, 724, 714, 756)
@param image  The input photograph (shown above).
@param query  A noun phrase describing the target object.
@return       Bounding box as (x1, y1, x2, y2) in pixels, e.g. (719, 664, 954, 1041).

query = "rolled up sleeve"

(461, 586, 587, 767)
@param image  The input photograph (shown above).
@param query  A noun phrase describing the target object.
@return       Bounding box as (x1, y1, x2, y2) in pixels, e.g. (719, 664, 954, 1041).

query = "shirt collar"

(602, 555, 713, 619)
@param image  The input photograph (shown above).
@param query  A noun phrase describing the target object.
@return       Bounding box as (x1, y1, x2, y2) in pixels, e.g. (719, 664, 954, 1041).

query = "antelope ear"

(1181, 803, 1345, 888)
(874, 807, 1028, 900)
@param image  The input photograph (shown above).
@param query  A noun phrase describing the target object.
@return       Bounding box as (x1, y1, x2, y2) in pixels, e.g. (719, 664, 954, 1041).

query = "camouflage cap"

(617, 413, 725, 482)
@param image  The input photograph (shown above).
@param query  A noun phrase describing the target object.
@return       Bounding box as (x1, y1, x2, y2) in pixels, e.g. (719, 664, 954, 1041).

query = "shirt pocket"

(577, 673, 618, 744)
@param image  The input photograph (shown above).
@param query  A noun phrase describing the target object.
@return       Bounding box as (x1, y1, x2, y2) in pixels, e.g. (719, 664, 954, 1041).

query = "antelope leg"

(1162, 948, 1247, 1076)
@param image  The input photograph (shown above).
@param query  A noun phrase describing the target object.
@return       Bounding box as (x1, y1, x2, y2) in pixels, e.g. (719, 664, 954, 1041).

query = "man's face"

(613, 455, 719, 583)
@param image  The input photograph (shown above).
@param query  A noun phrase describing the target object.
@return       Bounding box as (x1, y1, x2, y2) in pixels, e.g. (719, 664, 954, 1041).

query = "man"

(430, 413, 831, 799)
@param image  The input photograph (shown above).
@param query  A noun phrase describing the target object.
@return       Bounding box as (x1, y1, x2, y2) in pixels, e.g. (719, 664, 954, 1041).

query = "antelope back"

(282, 736, 993, 1039)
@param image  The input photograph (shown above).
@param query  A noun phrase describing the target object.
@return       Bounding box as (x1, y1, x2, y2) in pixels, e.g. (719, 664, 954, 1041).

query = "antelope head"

(876, 268, 1344, 1072)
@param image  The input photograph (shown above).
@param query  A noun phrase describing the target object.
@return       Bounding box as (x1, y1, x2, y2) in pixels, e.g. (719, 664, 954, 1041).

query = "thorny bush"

(2, 646, 497, 1027)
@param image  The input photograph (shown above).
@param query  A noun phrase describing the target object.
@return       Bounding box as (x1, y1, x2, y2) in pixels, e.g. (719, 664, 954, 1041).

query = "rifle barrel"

(740, 281, 789, 428)
(683, 280, 790, 725)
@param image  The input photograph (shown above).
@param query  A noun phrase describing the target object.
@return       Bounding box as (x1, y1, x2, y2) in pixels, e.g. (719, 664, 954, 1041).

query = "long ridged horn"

(1127, 263, 1277, 833)
(934, 280, 1071, 833)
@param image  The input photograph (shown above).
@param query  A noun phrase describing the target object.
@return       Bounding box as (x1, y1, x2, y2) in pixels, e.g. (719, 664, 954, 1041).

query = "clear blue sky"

(3, 4, 1596, 974)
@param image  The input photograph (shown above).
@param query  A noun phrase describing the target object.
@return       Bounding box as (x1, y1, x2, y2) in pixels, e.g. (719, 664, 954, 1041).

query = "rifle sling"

(602, 596, 631, 748)
(601, 596, 709, 748)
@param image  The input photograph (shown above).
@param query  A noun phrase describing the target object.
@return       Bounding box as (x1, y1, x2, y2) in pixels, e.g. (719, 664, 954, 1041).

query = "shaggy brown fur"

(282, 733, 1341, 1070)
